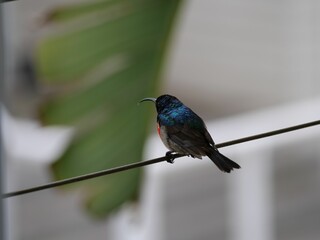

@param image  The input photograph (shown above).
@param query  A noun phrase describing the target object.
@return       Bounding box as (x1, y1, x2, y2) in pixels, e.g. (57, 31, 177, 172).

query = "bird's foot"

(165, 151, 175, 164)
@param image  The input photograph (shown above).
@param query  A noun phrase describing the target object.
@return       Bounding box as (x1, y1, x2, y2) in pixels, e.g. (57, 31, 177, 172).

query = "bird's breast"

(157, 123, 172, 150)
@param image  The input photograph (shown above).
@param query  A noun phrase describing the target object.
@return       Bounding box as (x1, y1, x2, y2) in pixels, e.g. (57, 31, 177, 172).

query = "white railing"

(133, 97, 320, 240)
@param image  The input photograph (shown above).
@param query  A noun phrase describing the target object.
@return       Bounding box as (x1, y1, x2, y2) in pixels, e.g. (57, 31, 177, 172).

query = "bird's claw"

(165, 151, 175, 164)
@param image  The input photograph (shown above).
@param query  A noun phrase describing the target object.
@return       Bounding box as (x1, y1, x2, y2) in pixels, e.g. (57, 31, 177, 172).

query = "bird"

(140, 94, 240, 173)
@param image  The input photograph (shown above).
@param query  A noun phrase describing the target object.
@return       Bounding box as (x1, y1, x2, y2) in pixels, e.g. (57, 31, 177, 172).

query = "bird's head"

(140, 94, 183, 113)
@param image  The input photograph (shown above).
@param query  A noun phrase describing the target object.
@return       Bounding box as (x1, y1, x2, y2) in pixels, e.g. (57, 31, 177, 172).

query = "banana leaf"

(36, 0, 183, 218)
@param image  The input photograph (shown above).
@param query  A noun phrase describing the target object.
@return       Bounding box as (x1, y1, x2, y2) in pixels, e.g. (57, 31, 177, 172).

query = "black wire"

(2, 119, 320, 199)
(216, 119, 320, 148)
(2, 154, 184, 198)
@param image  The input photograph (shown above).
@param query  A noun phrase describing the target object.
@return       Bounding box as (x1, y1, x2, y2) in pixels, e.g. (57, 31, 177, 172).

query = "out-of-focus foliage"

(36, 0, 182, 218)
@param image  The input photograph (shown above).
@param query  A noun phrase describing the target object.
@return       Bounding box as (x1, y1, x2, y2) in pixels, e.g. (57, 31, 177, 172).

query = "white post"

(228, 148, 274, 240)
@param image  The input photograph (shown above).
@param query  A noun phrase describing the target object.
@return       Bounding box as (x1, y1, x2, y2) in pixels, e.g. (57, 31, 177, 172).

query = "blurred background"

(1, 0, 320, 240)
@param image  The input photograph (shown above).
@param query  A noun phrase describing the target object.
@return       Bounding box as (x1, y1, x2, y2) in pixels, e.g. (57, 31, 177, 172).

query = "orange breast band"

(157, 123, 161, 136)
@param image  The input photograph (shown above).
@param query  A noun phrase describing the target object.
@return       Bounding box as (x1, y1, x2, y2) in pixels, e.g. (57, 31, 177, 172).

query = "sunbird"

(140, 94, 240, 173)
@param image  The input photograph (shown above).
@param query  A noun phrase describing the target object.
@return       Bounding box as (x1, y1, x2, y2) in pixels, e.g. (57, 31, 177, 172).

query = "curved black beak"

(139, 97, 157, 104)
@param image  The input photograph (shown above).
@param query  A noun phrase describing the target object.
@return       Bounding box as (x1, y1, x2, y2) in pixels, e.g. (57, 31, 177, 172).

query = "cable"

(2, 119, 320, 198)
(216, 119, 320, 148)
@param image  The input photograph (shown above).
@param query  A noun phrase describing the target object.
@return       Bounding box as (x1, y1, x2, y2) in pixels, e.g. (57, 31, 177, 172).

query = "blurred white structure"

(3, 98, 320, 240)
(132, 97, 320, 240)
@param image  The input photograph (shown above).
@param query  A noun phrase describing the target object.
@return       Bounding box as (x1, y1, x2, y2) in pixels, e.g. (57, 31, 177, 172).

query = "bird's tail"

(207, 148, 240, 173)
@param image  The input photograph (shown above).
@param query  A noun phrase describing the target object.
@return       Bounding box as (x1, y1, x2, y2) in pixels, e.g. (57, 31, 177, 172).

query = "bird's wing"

(165, 124, 211, 157)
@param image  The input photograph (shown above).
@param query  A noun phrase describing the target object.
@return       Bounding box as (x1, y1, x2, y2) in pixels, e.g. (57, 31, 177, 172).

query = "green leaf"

(36, 0, 183, 218)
